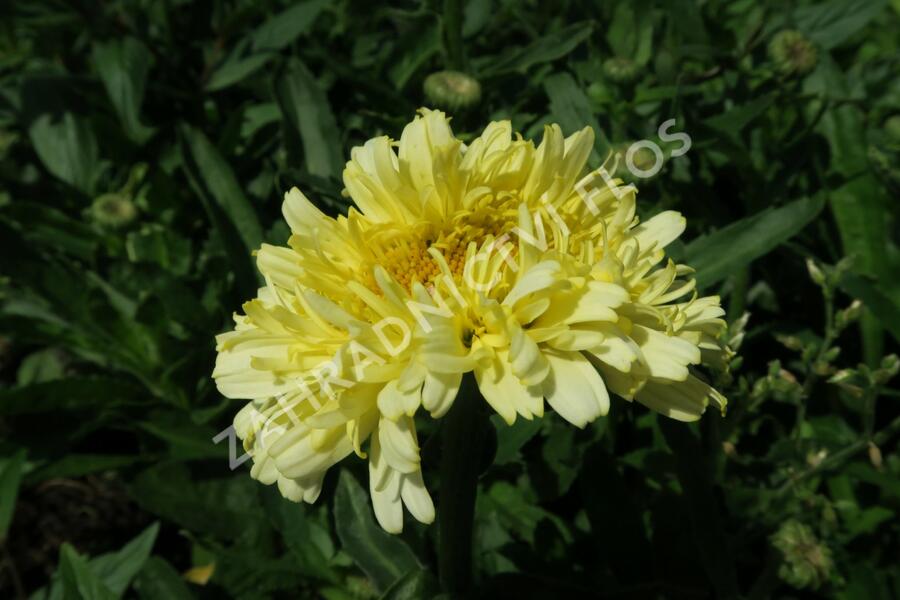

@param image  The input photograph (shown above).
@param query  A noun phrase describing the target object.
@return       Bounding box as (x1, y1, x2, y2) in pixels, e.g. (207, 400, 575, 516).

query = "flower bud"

(868, 442, 883, 470)
(874, 354, 899, 385)
(423, 71, 481, 112)
(602, 57, 640, 84)
(772, 520, 834, 590)
(91, 193, 138, 229)
(768, 30, 818, 77)
(835, 299, 863, 330)
(806, 258, 826, 287)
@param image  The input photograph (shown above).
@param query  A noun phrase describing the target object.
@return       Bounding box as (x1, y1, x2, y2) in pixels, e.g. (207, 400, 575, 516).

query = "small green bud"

(868, 442, 883, 470)
(775, 334, 804, 351)
(806, 258, 826, 287)
(423, 71, 481, 112)
(768, 30, 818, 77)
(602, 57, 640, 84)
(772, 520, 834, 590)
(91, 193, 138, 229)
(873, 353, 899, 385)
(835, 300, 863, 330)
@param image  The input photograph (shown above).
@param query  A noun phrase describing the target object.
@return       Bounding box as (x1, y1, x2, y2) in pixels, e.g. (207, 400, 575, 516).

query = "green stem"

(793, 291, 836, 439)
(438, 373, 487, 597)
(443, 0, 465, 71)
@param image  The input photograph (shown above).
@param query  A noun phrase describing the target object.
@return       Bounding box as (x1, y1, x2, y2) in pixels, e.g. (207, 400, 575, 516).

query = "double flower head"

(213, 109, 728, 533)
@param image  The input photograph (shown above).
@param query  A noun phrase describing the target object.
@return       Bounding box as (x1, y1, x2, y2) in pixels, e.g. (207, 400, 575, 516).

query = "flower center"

(363, 195, 521, 292)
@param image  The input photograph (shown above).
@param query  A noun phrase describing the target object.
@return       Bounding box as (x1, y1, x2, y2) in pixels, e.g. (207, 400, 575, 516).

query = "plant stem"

(793, 290, 836, 438)
(443, 0, 465, 71)
(438, 373, 487, 597)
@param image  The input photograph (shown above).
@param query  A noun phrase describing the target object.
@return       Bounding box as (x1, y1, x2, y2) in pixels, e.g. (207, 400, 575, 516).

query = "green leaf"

(275, 59, 343, 180)
(261, 488, 338, 582)
(684, 195, 825, 289)
(28, 112, 99, 194)
(477, 22, 593, 76)
(16, 348, 66, 384)
(386, 16, 441, 89)
(0, 449, 26, 540)
(606, 1, 654, 65)
(379, 568, 438, 600)
(0, 377, 145, 416)
(90, 522, 160, 597)
(179, 124, 263, 295)
(206, 0, 328, 90)
(92, 37, 155, 143)
(25, 454, 142, 486)
(793, 0, 888, 50)
(128, 464, 263, 540)
(334, 471, 419, 592)
(133, 557, 194, 600)
(491, 415, 542, 464)
(179, 125, 263, 252)
(59, 544, 117, 600)
(543, 72, 608, 159)
(126, 225, 192, 276)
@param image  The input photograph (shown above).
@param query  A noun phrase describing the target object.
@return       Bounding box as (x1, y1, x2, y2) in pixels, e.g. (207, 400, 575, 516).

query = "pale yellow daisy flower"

(213, 108, 728, 532)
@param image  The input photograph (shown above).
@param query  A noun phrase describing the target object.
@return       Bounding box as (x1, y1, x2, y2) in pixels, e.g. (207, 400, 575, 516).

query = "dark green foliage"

(0, 0, 898, 598)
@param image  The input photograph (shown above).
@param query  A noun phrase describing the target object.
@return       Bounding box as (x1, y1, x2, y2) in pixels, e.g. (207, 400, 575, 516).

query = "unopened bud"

(868, 442, 883, 470)
(874, 354, 899, 384)
(603, 57, 640, 84)
(91, 193, 138, 229)
(806, 259, 826, 287)
(828, 369, 855, 384)
(772, 520, 834, 590)
(768, 30, 818, 77)
(836, 300, 863, 329)
(776, 334, 804, 351)
(423, 71, 481, 112)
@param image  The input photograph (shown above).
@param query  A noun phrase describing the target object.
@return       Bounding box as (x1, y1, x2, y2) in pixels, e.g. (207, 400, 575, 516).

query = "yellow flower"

(213, 108, 728, 532)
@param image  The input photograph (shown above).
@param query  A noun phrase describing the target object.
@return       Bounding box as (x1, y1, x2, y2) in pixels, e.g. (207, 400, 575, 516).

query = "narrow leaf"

(0, 449, 26, 540)
(685, 195, 825, 289)
(275, 60, 343, 180)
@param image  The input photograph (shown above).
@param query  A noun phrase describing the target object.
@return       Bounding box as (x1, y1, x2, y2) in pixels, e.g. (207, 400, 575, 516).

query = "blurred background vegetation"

(1, 0, 899, 598)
